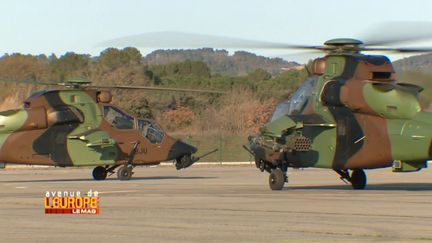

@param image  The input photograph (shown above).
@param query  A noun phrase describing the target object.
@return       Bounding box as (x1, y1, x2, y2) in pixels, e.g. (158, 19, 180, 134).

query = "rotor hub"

(324, 38, 364, 46)
(323, 38, 364, 53)
(61, 77, 92, 88)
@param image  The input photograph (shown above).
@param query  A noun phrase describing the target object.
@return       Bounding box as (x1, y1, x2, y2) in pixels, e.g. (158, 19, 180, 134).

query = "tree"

(122, 47, 142, 64)
(50, 52, 91, 80)
(161, 105, 195, 130)
(128, 97, 153, 119)
(98, 47, 142, 69)
(0, 53, 49, 81)
(248, 68, 271, 82)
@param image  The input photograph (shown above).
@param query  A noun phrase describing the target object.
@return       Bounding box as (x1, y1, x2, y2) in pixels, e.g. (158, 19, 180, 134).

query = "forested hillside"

(393, 53, 432, 73)
(145, 48, 298, 75)
(393, 54, 432, 109)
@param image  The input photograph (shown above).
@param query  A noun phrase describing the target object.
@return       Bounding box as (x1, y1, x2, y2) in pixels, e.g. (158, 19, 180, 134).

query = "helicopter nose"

(168, 140, 197, 159)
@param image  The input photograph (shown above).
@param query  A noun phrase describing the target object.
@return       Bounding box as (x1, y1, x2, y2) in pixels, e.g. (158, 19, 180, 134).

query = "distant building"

(281, 65, 304, 71)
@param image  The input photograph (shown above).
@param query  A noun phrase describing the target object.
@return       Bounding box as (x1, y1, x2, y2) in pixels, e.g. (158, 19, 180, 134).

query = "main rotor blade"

(0, 80, 226, 94)
(362, 22, 432, 46)
(0, 80, 62, 86)
(99, 31, 318, 50)
(91, 85, 226, 94)
(100, 23, 432, 54)
(363, 47, 432, 53)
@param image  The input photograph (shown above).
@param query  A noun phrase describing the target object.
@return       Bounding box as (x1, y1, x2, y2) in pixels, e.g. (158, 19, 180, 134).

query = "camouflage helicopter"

(0, 78, 220, 180)
(244, 38, 432, 190)
(103, 29, 432, 190)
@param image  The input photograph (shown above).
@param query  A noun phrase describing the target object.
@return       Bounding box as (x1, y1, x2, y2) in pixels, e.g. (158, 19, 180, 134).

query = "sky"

(1, 0, 432, 63)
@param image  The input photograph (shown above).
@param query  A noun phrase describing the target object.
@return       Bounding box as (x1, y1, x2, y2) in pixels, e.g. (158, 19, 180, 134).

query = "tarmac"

(1, 165, 432, 243)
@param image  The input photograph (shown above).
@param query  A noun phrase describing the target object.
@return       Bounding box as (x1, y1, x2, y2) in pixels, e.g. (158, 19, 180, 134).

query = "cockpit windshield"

(102, 105, 165, 144)
(270, 78, 316, 121)
(137, 119, 164, 144)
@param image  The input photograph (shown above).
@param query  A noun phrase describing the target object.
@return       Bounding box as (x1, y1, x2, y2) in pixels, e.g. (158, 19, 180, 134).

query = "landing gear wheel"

(117, 165, 133, 180)
(351, 169, 367, 190)
(92, 166, 107, 180)
(269, 168, 285, 191)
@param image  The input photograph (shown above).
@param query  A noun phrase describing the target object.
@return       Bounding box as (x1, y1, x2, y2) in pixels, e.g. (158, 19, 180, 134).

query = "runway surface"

(1, 165, 432, 242)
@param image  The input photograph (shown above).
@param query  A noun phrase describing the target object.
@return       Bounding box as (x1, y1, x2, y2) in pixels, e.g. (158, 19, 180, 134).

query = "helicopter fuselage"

(0, 89, 197, 168)
(248, 53, 432, 175)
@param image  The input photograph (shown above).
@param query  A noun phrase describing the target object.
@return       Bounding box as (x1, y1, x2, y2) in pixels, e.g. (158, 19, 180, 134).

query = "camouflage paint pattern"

(0, 89, 196, 167)
(249, 45, 432, 173)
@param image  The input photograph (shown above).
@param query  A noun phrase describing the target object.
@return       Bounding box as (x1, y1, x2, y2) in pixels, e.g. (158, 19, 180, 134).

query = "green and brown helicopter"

(107, 30, 432, 190)
(245, 38, 432, 190)
(0, 78, 220, 180)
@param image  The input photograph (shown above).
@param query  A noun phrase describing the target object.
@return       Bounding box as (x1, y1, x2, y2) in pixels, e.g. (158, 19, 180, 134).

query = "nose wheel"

(269, 168, 287, 191)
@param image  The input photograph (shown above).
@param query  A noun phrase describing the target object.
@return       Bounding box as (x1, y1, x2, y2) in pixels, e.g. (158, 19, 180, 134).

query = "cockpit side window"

(103, 105, 134, 130)
(138, 119, 164, 144)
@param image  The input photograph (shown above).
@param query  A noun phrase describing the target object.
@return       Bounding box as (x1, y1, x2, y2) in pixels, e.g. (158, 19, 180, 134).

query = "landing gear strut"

(117, 141, 140, 181)
(335, 169, 367, 190)
(91, 142, 139, 181)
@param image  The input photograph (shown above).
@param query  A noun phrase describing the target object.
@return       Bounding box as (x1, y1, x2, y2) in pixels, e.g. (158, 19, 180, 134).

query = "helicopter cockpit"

(270, 78, 316, 122)
(103, 105, 165, 144)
